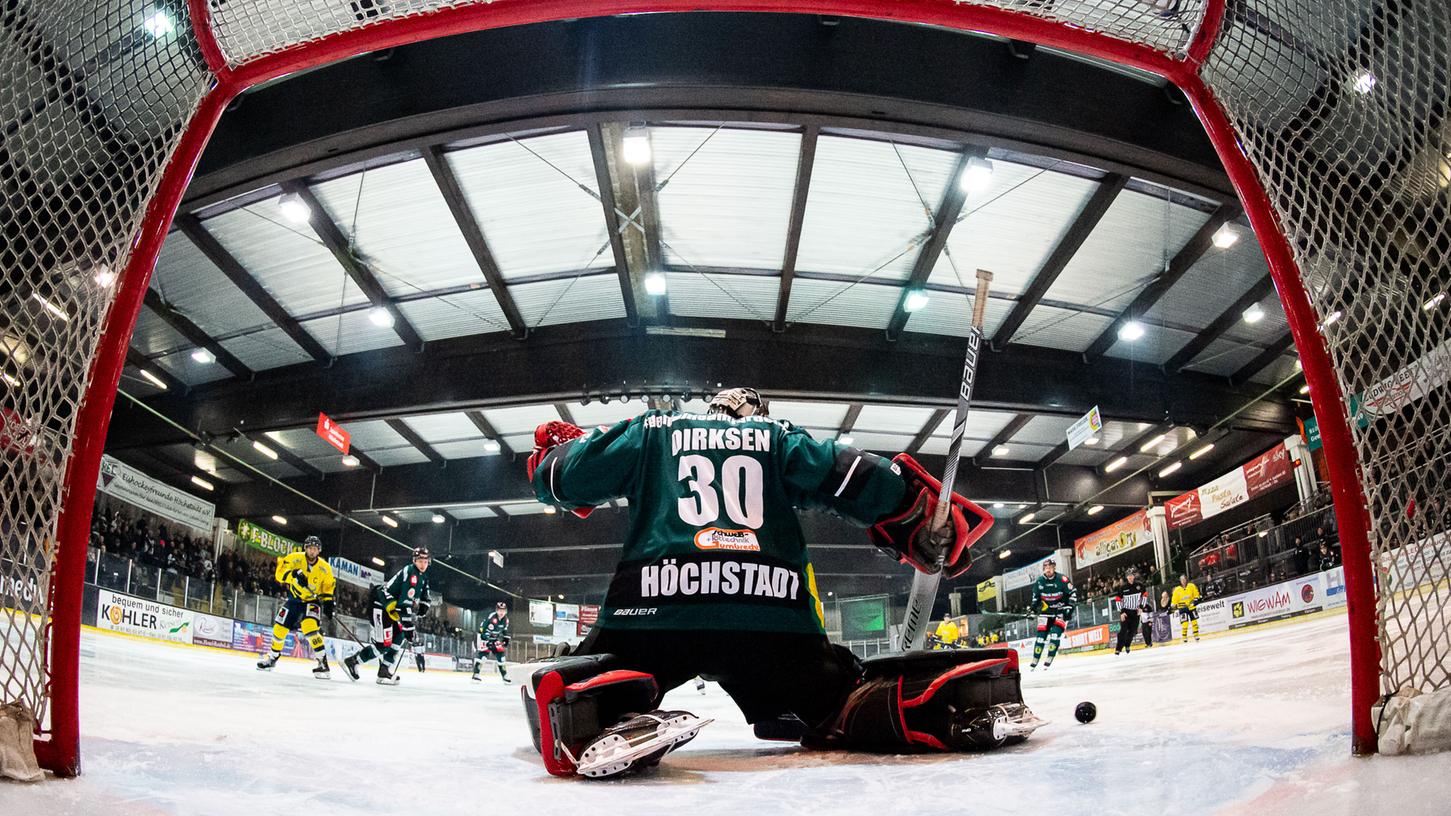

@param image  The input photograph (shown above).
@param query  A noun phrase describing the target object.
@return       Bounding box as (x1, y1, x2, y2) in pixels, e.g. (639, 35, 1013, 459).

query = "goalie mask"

(707, 387, 765, 418)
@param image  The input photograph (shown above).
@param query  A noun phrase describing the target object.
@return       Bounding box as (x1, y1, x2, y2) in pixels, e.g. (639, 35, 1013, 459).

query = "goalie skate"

(572, 710, 713, 779)
(951, 703, 1047, 750)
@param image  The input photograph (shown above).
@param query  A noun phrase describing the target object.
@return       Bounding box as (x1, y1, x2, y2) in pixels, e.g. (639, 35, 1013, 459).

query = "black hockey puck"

(1074, 702, 1097, 724)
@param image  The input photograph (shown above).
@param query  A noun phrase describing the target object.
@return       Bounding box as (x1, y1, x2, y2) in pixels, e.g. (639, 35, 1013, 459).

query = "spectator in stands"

(1316, 541, 1340, 571)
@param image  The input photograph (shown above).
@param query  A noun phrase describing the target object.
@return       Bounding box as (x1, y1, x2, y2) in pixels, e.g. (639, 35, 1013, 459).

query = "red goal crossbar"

(36, 0, 1383, 774)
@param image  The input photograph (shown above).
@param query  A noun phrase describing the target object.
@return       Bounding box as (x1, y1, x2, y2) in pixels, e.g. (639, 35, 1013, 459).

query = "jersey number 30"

(678, 454, 764, 528)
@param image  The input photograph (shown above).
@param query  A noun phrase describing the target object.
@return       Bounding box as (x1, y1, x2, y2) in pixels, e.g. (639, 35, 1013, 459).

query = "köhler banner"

(97, 454, 215, 533)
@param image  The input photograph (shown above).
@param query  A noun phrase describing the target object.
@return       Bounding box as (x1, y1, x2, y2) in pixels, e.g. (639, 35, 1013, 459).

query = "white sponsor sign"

(1066, 405, 1103, 450)
(1001, 550, 1073, 591)
(1197, 467, 1250, 519)
(1196, 567, 1349, 634)
(1351, 336, 1451, 425)
(192, 612, 233, 648)
(554, 602, 580, 622)
(96, 589, 193, 644)
(328, 556, 384, 589)
(97, 454, 215, 533)
(553, 618, 581, 644)
(529, 599, 554, 627)
(423, 653, 456, 671)
(1, 573, 42, 608)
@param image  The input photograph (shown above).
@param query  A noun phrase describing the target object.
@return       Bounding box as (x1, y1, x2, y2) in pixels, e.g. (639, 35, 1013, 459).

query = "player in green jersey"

(1028, 558, 1077, 670)
(519, 387, 1044, 778)
(342, 547, 431, 685)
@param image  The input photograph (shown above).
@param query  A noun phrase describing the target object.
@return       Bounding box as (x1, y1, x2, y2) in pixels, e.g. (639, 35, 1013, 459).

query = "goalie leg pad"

(522, 654, 660, 777)
(824, 648, 1040, 752)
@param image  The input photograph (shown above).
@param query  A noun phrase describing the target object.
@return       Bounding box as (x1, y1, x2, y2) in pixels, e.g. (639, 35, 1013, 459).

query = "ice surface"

(4, 612, 1450, 815)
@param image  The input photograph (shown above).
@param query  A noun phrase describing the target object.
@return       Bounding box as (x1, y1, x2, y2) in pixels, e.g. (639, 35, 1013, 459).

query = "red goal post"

(9, 0, 1439, 775)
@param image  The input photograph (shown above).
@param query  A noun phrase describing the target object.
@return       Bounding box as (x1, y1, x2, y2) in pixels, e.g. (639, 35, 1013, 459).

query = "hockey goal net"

(0, 0, 1444, 775)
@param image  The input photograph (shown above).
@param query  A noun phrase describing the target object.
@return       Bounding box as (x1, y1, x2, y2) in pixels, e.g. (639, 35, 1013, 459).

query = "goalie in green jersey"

(518, 387, 1044, 779)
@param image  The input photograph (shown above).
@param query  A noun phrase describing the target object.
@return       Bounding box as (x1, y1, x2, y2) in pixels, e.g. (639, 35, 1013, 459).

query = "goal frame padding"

(34, 0, 1382, 775)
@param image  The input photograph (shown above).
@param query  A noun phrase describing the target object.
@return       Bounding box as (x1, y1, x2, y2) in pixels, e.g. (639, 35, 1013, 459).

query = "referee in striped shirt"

(1113, 569, 1150, 655)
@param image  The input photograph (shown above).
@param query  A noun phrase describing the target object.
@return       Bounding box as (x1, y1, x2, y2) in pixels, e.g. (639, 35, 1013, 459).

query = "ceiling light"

(644, 272, 667, 296)
(1084, 435, 1099, 446)
(544, 505, 558, 515)
(1, 373, 19, 389)
(381, 515, 398, 528)
(837, 434, 854, 446)
(371, 557, 386, 567)
(998, 549, 1012, 559)
(1322, 310, 1343, 327)
(142, 10, 174, 39)
(483, 439, 501, 454)
(1423, 292, 1446, 311)
(194, 450, 217, 474)
(31, 293, 69, 322)
(94, 266, 117, 287)
(622, 128, 651, 165)
(1139, 433, 1167, 452)
(903, 289, 930, 312)
(1087, 504, 1104, 515)
(271, 515, 287, 525)
(278, 191, 311, 223)
(1189, 443, 1214, 460)
(993, 445, 1010, 457)
(1159, 461, 1182, 477)
(992, 502, 1004, 509)
(1105, 456, 1128, 473)
(959, 156, 993, 193)
(1299, 383, 1310, 394)
(190, 348, 215, 364)
(253, 440, 279, 460)
(1350, 69, 1377, 95)
(1212, 223, 1239, 249)
(139, 369, 168, 390)
(190, 475, 214, 491)
(431, 513, 446, 524)
(1117, 320, 1145, 342)
(1019, 512, 1036, 524)
(368, 306, 395, 328)
(0, 334, 32, 365)
(1294, 358, 1302, 371)
(341, 454, 360, 467)
(557, 594, 565, 600)
(1242, 303, 1265, 324)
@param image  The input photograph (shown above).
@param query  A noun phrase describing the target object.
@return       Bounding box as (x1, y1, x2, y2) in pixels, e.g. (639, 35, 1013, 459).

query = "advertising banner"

(423, 653, 456, 671)
(1060, 624, 1110, 651)
(97, 454, 215, 533)
(1195, 567, 1348, 634)
(1001, 551, 1071, 591)
(236, 519, 300, 558)
(1066, 405, 1103, 450)
(232, 620, 309, 656)
(192, 612, 234, 649)
(1164, 443, 1294, 531)
(553, 618, 581, 643)
(328, 556, 384, 589)
(578, 604, 600, 637)
(1348, 336, 1451, 428)
(316, 412, 352, 454)
(96, 589, 194, 644)
(555, 603, 580, 622)
(1073, 510, 1153, 570)
(529, 599, 554, 627)
(1302, 416, 1322, 451)
(976, 577, 998, 603)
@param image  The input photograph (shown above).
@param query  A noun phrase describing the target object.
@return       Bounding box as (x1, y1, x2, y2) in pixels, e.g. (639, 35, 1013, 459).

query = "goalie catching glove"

(868, 454, 993, 579)
(526, 421, 596, 519)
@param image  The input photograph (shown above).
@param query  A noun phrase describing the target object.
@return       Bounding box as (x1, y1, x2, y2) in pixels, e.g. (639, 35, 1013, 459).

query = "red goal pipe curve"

(46, 0, 1380, 773)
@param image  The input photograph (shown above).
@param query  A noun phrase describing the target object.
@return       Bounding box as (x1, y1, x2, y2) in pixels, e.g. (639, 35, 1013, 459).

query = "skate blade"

(313, 672, 331, 680)
(575, 716, 714, 778)
(1001, 713, 1049, 739)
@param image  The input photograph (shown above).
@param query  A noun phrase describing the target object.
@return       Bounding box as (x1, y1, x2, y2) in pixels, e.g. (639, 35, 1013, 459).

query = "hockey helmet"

(303, 535, 322, 550)
(708, 387, 766, 418)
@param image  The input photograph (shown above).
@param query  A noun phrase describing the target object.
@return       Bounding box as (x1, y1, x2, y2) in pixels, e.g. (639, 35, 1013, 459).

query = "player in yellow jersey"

(1170, 574, 1201, 643)
(257, 536, 336, 678)
(930, 617, 961, 650)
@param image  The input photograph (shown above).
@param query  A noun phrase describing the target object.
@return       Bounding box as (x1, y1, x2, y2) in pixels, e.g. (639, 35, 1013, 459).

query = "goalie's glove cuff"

(867, 453, 993, 579)
(525, 421, 587, 481)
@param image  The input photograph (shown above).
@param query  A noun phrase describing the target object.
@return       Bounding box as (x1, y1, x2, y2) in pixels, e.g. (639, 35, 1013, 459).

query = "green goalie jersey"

(533, 411, 907, 634)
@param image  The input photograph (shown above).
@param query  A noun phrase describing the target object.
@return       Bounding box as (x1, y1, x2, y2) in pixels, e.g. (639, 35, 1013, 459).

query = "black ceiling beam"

(906, 408, 950, 454)
(553, 403, 578, 425)
(466, 410, 515, 459)
(973, 413, 1033, 467)
(385, 418, 446, 466)
(1232, 331, 1297, 387)
(141, 290, 254, 380)
(841, 404, 863, 435)
(886, 150, 977, 340)
(124, 349, 187, 394)
(773, 125, 819, 332)
(247, 434, 326, 481)
(1036, 440, 1072, 471)
(281, 181, 425, 351)
(421, 145, 528, 338)
(587, 124, 641, 327)
(107, 319, 1296, 452)
(992, 174, 1127, 348)
(348, 448, 382, 472)
(175, 215, 332, 364)
(1164, 276, 1277, 373)
(1083, 203, 1242, 359)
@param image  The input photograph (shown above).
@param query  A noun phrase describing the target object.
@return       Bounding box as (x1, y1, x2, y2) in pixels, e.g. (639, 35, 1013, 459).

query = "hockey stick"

(898, 269, 993, 651)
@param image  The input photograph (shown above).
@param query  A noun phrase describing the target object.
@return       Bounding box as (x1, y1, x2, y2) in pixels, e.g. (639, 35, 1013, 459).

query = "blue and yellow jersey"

(275, 552, 335, 602)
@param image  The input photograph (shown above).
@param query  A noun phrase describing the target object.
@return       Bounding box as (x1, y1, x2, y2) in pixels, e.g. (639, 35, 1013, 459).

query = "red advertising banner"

(316, 412, 351, 454)
(578, 604, 600, 637)
(1164, 443, 1294, 531)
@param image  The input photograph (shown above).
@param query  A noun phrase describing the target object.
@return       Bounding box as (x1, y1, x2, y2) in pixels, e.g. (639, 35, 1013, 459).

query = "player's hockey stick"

(898, 268, 993, 651)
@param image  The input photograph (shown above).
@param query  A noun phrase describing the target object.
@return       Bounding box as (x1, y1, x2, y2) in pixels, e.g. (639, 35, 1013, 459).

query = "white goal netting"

(1, 0, 1445, 771)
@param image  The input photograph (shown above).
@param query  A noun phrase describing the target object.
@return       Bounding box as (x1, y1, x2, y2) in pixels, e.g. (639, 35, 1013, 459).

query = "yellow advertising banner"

(1073, 509, 1152, 569)
(976, 577, 998, 603)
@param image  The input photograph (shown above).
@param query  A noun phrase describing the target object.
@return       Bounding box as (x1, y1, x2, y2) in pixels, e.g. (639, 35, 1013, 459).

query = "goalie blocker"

(521, 647, 1041, 778)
